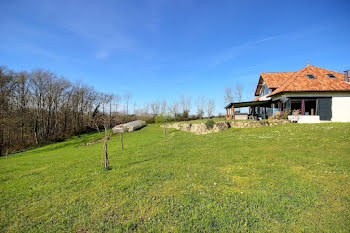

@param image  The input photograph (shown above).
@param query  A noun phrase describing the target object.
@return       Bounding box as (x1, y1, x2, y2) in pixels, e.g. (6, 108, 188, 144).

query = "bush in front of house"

(271, 110, 291, 120)
(205, 119, 215, 130)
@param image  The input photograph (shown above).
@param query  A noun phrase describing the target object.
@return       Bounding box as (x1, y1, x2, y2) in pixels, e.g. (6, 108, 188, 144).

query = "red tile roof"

(260, 72, 295, 88)
(254, 72, 295, 95)
(253, 65, 350, 100)
(267, 65, 350, 97)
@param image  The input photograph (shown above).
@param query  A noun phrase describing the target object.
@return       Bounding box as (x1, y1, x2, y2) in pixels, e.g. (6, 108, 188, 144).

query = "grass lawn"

(1, 122, 350, 232)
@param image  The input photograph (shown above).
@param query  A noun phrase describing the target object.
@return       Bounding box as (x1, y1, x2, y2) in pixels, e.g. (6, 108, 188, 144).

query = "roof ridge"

(307, 64, 344, 75)
(260, 71, 295, 74)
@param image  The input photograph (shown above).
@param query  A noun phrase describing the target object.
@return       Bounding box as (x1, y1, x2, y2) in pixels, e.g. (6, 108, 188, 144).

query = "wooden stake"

(103, 138, 109, 169)
(120, 133, 124, 149)
(102, 125, 111, 170)
(103, 128, 110, 169)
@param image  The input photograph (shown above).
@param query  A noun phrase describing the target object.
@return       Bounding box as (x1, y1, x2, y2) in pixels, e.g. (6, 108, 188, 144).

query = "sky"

(1, 0, 350, 114)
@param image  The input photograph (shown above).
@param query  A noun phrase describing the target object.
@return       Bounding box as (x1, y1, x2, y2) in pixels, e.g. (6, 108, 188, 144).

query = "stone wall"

(162, 120, 289, 135)
(229, 120, 289, 128)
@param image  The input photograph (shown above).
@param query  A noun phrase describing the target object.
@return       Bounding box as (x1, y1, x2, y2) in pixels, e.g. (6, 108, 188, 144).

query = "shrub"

(188, 115, 201, 121)
(154, 114, 172, 123)
(182, 110, 189, 121)
(273, 110, 290, 120)
(205, 119, 215, 130)
(282, 110, 291, 119)
(144, 116, 155, 124)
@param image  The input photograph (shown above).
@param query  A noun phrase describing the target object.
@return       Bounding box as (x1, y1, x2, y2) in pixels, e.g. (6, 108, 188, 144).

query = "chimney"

(345, 70, 349, 82)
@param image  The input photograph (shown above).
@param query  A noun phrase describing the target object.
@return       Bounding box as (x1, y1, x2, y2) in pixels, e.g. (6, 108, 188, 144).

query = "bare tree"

(113, 94, 121, 125)
(113, 95, 121, 114)
(106, 94, 114, 128)
(161, 100, 167, 115)
(142, 103, 150, 116)
(151, 101, 161, 116)
(30, 69, 50, 144)
(196, 96, 206, 119)
(224, 87, 233, 104)
(207, 99, 215, 118)
(13, 72, 30, 143)
(92, 104, 101, 133)
(124, 93, 131, 117)
(101, 116, 112, 170)
(180, 95, 191, 118)
(133, 102, 137, 116)
(168, 101, 179, 117)
(0, 67, 16, 156)
(234, 84, 244, 103)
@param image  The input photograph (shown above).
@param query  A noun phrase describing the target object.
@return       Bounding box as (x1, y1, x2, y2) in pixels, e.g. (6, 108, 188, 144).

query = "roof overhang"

(254, 76, 264, 96)
(225, 100, 271, 109)
(268, 90, 350, 98)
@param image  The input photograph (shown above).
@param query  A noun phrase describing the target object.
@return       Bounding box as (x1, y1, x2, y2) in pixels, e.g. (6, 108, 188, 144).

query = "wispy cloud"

(210, 34, 282, 67)
(208, 25, 327, 68)
(29, 0, 136, 60)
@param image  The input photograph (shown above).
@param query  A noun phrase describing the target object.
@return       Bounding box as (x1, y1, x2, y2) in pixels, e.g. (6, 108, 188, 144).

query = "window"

(260, 85, 270, 96)
(306, 74, 316, 79)
(327, 73, 336, 78)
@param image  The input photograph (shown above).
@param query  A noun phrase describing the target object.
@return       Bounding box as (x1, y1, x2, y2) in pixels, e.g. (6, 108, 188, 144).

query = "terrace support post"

(301, 99, 305, 115)
(226, 108, 228, 119)
(231, 105, 235, 120)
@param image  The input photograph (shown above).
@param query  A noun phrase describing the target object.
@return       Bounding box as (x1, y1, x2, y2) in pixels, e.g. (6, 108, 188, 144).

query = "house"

(225, 64, 350, 123)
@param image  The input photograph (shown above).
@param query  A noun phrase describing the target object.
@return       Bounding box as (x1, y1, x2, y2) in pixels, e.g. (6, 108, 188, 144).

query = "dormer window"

(306, 74, 316, 79)
(327, 73, 336, 78)
(260, 84, 270, 96)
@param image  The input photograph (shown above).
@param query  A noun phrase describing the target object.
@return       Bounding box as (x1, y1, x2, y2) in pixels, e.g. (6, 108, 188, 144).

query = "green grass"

(1, 122, 350, 232)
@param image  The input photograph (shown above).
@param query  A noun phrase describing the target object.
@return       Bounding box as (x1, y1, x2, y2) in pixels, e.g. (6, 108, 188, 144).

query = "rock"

(180, 123, 192, 131)
(213, 121, 230, 132)
(190, 123, 208, 135)
(112, 120, 146, 134)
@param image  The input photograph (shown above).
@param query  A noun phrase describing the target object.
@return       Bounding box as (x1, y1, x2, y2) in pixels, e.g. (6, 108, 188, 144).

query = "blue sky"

(1, 0, 349, 114)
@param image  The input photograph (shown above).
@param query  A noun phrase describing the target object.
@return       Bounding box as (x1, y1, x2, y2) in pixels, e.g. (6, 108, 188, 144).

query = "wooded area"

(0, 66, 124, 156)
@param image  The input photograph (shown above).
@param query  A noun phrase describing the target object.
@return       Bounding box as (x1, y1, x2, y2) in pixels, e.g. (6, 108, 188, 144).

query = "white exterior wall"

(235, 114, 248, 120)
(288, 115, 321, 123)
(332, 97, 350, 122)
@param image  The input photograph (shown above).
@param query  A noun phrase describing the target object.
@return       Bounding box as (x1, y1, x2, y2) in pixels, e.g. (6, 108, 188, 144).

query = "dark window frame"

(327, 73, 336, 78)
(306, 74, 316, 79)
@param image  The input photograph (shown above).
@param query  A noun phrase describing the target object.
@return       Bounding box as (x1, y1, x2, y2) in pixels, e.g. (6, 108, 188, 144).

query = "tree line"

(0, 66, 125, 156)
(0, 66, 217, 156)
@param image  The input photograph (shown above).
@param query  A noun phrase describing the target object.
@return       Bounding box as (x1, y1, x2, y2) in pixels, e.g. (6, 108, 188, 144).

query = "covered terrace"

(225, 100, 271, 120)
